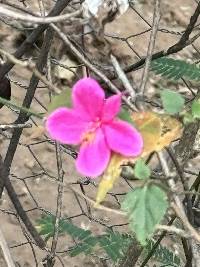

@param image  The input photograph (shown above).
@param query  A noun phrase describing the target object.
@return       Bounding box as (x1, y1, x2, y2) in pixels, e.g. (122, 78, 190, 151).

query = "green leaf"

(47, 88, 72, 113)
(70, 236, 98, 256)
(36, 215, 55, 240)
(118, 108, 134, 125)
(36, 214, 57, 240)
(144, 240, 181, 266)
(122, 185, 168, 245)
(192, 99, 200, 119)
(60, 220, 91, 241)
(134, 159, 151, 180)
(36, 214, 91, 241)
(151, 57, 200, 81)
(160, 89, 185, 114)
(98, 231, 132, 262)
(182, 112, 195, 124)
(36, 214, 132, 261)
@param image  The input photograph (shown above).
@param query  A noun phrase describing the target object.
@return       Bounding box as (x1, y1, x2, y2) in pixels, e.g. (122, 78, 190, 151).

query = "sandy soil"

(0, 0, 199, 266)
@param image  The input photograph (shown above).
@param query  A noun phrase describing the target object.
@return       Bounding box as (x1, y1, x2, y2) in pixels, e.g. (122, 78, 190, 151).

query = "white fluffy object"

(83, 0, 129, 17)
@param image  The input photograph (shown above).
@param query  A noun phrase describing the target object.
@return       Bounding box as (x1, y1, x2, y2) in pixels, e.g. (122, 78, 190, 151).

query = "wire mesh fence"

(0, 0, 200, 266)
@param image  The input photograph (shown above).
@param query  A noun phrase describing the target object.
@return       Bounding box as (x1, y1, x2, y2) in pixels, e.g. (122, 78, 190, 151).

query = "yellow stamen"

(81, 131, 96, 145)
(81, 118, 101, 145)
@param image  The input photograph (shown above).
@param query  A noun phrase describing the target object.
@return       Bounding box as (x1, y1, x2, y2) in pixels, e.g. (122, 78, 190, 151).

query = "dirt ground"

(0, 0, 199, 266)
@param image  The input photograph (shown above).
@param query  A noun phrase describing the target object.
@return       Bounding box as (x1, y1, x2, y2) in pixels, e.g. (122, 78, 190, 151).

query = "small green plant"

(36, 214, 132, 262)
(36, 214, 182, 266)
(151, 57, 200, 123)
(151, 57, 200, 81)
(144, 240, 181, 267)
(121, 184, 168, 245)
(15, 55, 199, 266)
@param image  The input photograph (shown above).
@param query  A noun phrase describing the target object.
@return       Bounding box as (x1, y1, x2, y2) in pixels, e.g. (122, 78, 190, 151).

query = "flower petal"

(102, 94, 121, 122)
(72, 78, 105, 120)
(103, 120, 143, 156)
(46, 107, 89, 144)
(76, 129, 110, 177)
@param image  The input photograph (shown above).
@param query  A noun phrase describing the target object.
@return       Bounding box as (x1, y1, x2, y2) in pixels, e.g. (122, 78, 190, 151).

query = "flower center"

(91, 117, 101, 130)
(81, 117, 102, 145)
(81, 130, 96, 144)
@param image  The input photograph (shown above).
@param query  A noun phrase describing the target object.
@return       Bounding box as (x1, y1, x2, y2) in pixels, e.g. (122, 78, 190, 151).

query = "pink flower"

(46, 78, 143, 177)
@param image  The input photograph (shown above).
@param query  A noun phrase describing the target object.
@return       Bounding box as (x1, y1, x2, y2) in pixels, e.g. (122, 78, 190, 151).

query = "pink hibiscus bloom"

(46, 78, 143, 177)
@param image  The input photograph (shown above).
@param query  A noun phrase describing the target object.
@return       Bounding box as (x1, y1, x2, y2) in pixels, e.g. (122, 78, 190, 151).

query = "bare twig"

(0, 96, 43, 119)
(0, 28, 54, 249)
(0, 5, 82, 24)
(0, 48, 61, 93)
(139, 0, 160, 95)
(166, 147, 194, 225)
(48, 143, 64, 265)
(0, 227, 16, 267)
(37, 0, 46, 16)
(156, 224, 190, 238)
(122, 1, 200, 76)
(69, 185, 125, 216)
(0, 0, 73, 81)
(50, 23, 136, 111)
(110, 54, 136, 101)
(0, 123, 32, 130)
(158, 151, 200, 243)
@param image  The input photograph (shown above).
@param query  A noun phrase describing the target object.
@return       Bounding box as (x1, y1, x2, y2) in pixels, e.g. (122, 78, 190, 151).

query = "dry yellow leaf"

(95, 111, 183, 205)
(95, 153, 127, 207)
(132, 111, 182, 156)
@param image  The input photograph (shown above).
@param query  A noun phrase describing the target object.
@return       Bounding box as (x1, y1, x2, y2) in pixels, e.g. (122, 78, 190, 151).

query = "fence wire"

(0, 0, 200, 266)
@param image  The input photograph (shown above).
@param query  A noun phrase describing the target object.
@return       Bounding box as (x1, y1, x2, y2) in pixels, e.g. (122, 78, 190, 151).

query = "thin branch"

(0, 5, 82, 24)
(50, 23, 136, 111)
(0, 28, 54, 249)
(49, 143, 64, 264)
(0, 123, 32, 130)
(158, 151, 200, 243)
(139, 0, 160, 95)
(156, 224, 190, 238)
(0, 96, 43, 119)
(121, 1, 200, 76)
(166, 147, 194, 224)
(0, 48, 61, 93)
(0, 0, 73, 81)
(175, 120, 200, 166)
(69, 185, 125, 216)
(110, 54, 136, 101)
(37, 0, 46, 16)
(0, 227, 16, 267)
